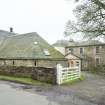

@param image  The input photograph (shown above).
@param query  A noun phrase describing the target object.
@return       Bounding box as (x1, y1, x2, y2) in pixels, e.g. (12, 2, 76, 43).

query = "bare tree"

(65, 0, 105, 40)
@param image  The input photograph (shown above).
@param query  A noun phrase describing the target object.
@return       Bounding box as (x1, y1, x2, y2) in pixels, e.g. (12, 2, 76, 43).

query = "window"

(13, 60, 15, 65)
(43, 49, 50, 56)
(96, 58, 100, 65)
(80, 48, 83, 55)
(102, 46, 104, 49)
(69, 48, 74, 54)
(70, 61, 74, 67)
(96, 46, 100, 54)
(76, 61, 79, 66)
(34, 61, 36, 66)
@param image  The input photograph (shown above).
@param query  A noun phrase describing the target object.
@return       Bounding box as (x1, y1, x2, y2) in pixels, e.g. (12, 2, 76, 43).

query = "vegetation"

(65, 0, 105, 40)
(62, 74, 85, 86)
(0, 74, 84, 86)
(0, 75, 48, 85)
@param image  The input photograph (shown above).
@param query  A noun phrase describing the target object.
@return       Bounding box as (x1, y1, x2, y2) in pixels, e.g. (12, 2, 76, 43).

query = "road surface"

(0, 72, 105, 105)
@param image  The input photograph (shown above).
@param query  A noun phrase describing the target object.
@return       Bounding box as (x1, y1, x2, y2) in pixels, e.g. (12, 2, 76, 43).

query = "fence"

(56, 64, 81, 85)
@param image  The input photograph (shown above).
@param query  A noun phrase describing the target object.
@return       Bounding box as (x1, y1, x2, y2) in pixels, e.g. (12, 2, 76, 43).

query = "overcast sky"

(0, 0, 77, 44)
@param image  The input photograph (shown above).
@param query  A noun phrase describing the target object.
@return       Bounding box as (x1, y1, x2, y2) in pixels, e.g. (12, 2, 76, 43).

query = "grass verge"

(0, 74, 85, 86)
(61, 74, 85, 86)
(0, 75, 48, 85)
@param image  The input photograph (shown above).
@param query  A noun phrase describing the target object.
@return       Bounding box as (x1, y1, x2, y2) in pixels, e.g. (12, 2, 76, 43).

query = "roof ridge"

(0, 30, 18, 38)
(0, 30, 9, 32)
(7, 32, 37, 38)
(0, 30, 16, 34)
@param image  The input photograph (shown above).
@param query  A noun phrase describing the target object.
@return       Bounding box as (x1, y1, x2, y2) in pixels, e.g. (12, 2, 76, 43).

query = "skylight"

(34, 42, 38, 45)
(43, 49, 50, 56)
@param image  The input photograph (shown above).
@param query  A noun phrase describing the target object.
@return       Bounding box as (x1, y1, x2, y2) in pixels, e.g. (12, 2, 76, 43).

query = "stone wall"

(0, 59, 67, 68)
(0, 60, 35, 67)
(66, 45, 105, 71)
(0, 59, 68, 84)
(0, 66, 34, 77)
(0, 66, 56, 84)
(32, 67, 56, 84)
(37, 60, 67, 68)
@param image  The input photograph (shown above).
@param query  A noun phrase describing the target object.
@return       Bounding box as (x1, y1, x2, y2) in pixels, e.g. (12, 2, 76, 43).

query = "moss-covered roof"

(0, 32, 65, 60)
(0, 30, 17, 47)
(0, 30, 17, 36)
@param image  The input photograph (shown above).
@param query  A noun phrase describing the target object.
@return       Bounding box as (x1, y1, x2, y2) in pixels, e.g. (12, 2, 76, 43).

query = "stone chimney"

(10, 27, 13, 32)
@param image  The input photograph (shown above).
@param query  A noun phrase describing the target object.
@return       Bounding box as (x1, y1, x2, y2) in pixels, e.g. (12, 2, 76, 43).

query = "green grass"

(61, 74, 85, 86)
(0, 74, 85, 86)
(0, 75, 48, 85)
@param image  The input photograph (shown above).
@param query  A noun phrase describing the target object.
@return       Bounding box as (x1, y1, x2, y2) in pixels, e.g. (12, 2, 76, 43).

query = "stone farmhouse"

(53, 39, 105, 70)
(0, 29, 68, 68)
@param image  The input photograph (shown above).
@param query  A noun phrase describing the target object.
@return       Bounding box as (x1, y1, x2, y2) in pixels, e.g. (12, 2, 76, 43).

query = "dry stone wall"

(0, 66, 56, 84)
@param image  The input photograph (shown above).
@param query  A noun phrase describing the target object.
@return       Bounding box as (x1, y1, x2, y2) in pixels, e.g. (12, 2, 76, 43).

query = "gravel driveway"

(0, 72, 105, 105)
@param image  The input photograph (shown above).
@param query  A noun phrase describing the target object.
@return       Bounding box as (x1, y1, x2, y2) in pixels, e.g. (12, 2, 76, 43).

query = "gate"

(56, 64, 81, 85)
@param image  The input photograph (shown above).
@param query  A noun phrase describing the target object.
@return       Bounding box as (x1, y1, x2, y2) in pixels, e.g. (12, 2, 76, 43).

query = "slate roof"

(53, 39, 79, 47)
(0, 32, 65, 60)
(66, 40, 105, 47)
(0, 30, 17, 37)
(0, 30, 17, 47)
(53, 40, 70, 47)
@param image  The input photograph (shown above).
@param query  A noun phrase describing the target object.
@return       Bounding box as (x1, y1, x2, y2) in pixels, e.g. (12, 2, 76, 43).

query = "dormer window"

(43, 49, 50, 56)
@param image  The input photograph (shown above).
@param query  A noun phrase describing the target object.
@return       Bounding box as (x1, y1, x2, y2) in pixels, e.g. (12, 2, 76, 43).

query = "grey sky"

(0, 0, 76, 44)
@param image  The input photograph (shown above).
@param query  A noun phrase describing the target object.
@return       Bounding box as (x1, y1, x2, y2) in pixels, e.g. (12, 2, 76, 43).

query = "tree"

(65, 0, 105, 40)
(73, 0, 105, 10)
(92, 0, 105, 10)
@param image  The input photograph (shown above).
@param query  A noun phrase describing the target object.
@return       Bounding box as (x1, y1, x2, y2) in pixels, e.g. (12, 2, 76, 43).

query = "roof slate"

(53, 40, 69, 47)
(0, 30, 17, 47)
(0, 30, 17, 36)
(0, 32, 65, 60)
(66, 40, 105, 47)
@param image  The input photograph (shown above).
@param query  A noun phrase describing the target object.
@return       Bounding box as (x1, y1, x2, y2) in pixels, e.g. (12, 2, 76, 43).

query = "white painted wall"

(54, 47, 65, 55)
(65, 54, 79, 60)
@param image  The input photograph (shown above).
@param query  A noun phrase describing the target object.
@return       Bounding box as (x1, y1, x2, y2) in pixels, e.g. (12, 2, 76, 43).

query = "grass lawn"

(0, 75, 48, 85)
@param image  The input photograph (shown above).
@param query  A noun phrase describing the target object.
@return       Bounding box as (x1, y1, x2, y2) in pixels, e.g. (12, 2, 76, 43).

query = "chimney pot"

(10, 27, 13, 32)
